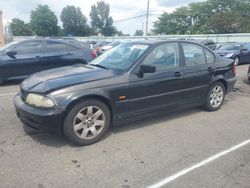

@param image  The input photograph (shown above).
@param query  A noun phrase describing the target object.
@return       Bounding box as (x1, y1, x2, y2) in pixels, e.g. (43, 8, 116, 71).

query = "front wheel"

(204, 82, 225, 111)
(63, 99, 111, 146)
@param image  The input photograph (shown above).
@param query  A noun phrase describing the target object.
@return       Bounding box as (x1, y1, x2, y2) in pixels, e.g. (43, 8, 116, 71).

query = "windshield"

(0, 42, 17, 53)
(219, 44, 242, 50)
(91, 43, 149, 71)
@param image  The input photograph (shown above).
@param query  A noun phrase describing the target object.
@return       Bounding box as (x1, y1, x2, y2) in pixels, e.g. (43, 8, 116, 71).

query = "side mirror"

(135, 64, 156, 78)
(140, 64, 156, 73)
(7, 51, 17, 58)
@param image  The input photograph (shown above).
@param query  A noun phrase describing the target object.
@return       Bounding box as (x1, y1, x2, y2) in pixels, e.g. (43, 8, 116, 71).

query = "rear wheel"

(63, 99, 111, 146)
(204, 82, 225, 111)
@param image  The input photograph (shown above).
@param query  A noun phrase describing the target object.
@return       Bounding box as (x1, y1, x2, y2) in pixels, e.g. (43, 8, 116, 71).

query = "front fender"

(53, 88, 112, 111)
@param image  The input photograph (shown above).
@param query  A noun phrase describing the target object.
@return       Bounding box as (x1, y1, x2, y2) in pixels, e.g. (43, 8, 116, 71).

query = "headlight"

(225, 53, 234, 58)
(26, 93, 55, 108)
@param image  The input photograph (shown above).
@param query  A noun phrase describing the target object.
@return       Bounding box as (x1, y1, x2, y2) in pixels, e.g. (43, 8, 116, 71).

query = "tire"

(63, 99, 111, 146)
(234, 56, 240, 66)
(204, 82, 225, 111)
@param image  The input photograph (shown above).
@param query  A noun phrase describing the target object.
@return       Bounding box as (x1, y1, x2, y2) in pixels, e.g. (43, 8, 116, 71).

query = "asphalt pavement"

(0, 65, 250, 188)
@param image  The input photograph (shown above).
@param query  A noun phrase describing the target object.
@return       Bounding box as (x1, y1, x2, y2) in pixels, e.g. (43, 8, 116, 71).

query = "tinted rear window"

(46, 41, 68, 52)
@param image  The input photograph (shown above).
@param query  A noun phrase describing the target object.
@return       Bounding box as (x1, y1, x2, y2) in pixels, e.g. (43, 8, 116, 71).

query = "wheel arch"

(211, 76, 227, 92)
(62, 94, 113, 128)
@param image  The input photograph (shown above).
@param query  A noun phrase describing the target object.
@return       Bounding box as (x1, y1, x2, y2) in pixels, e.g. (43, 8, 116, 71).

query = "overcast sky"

(0, 0, 203, 35)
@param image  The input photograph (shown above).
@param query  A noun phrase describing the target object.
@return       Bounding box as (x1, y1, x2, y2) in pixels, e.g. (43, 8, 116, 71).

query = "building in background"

(0, 10, 5, 47)
(3, 19, 13, 44)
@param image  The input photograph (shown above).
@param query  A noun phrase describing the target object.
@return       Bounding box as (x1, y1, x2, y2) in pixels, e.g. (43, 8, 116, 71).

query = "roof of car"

(125, 39, 202, 45)
(16, 38, 89, 49)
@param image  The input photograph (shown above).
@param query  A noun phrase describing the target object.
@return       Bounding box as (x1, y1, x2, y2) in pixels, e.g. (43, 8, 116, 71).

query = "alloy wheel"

(209, 86, 224, 108)
(73, 106, 105, 140)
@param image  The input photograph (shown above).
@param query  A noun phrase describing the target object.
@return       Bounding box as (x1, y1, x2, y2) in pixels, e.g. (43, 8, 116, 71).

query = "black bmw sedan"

(0, 39, 94, 83)
(14, 40, 236, 145)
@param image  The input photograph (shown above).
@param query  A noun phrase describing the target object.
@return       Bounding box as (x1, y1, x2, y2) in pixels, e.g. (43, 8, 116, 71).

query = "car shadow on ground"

(23, 126, 70, 148)
(28, 107, 203, 148)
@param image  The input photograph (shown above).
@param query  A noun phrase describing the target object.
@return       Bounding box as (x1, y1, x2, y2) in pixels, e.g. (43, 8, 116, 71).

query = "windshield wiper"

(90, 64, 109, 70)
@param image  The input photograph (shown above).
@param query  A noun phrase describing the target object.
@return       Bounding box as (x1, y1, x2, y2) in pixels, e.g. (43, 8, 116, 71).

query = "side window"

(205, 49, 215, 64)
(143, 43, 179, 71)
(182, 43, 206, 66)
(12, 41, 42, 54)
(67, 44, 79, 51)
(46, 41, 68, 53)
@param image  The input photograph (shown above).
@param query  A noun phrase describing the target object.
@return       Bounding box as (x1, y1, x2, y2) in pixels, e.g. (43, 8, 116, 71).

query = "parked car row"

(1, 37, 249, 146)
(91, 39, 250, 67)
(0, 38, 96, 83)
(1, 38, 250, 84)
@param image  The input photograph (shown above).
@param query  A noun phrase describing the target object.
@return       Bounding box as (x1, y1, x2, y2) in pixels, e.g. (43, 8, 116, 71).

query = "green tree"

(134, 30, 143, 36)
(117, 30, 124, 36)
(89, 1, 116, 36)
(153, 6, 192, 35)
(61, 6, 89, 36)
(153, 0, 250, 34)
(206, 12, 245, 33)
(11, 18, 33, 36)
(30, 5, 59, 36)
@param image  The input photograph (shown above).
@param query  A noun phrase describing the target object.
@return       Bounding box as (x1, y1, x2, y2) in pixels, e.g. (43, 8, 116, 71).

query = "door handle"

(174, 71, 183, 77)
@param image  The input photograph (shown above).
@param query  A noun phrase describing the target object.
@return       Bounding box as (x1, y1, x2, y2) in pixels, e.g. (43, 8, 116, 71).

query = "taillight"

(91, 50, 97, 58)
(232, 62, 236, 75)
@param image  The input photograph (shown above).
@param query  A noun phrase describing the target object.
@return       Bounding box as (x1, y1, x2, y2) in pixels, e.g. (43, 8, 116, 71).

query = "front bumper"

(226, 77, 237, 93)
(14, 93, 64, 133)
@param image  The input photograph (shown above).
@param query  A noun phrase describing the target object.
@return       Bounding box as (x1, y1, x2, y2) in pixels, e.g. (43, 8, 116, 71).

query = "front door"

(3, 40, 43, 80)
(127, 42, 184, 117)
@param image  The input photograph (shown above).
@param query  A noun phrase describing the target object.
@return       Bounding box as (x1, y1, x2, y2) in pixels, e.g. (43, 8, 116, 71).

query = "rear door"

(2, 40, 43, 79)
(42, 41, 75, 70)
(180, 42, 215, 105)
(127, 42, 184, 116)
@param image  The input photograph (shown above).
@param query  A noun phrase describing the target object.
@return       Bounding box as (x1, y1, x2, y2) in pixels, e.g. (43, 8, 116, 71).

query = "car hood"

(216, 49, 239, 55)
(21, 65, 116, 93)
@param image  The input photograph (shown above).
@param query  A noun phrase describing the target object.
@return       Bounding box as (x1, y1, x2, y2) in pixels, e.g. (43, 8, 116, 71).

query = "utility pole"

(145, 0, 150, 36)
(0, 10, 4, 47)
(142, 22, 144, 35)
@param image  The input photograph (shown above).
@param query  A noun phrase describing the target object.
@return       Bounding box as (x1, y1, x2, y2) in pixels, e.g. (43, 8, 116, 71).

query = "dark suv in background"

(215, 42, 250, 65)
(0, 39, 95, 83)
